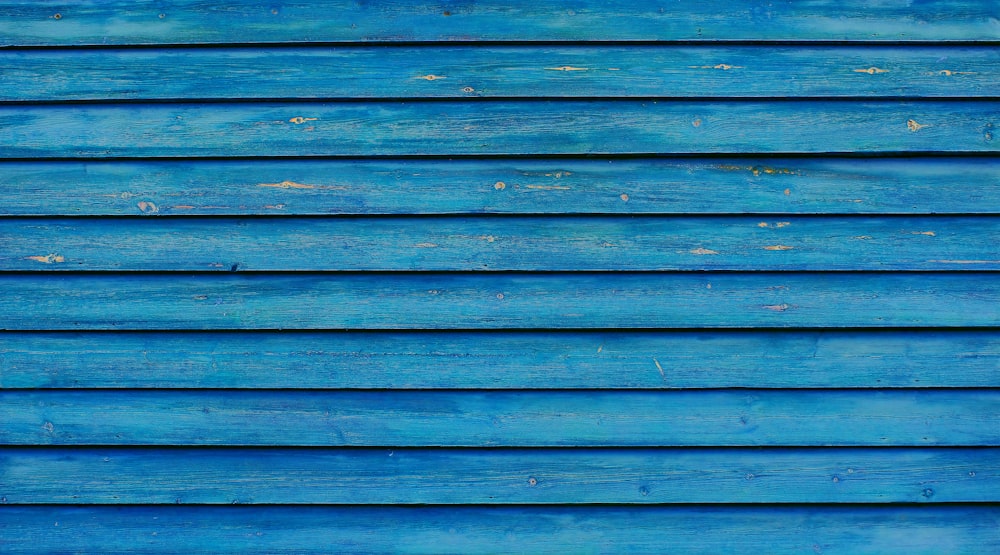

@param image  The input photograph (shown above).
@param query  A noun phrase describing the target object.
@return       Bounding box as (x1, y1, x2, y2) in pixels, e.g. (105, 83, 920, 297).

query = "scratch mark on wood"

(912, 231, 936, 236)
(25, 254, 65, 264)
(414, 243, 438, 248)
(416, 75, 446, 80)
(690, 248, 719, 255)
(258, 181, 316, 189)
(907, 119, 928, 132)
(929, 70, 976, 76)
(653, 358, 665, 379)
(137, 201, 158, 214)
(764, 245, 795, 250)
(763, 303, 791, 312)
(289, 117, 318, 124)
(716, 165, 796, 176)
(546, 66, 588, 71)
(853, 67, 889, 74)
(689, 64, 743, 70)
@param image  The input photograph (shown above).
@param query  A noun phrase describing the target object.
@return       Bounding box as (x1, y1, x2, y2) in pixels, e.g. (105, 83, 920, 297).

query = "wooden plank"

(4, 330, 997, 390)
(2, 506, 998, 554)
(1, 447, 993, 504)
(3, 46, 998, 101)
(2, 273, 997, 330)
(3, 390, 997, 447)
(2, 1, 998, 46)
(5, 216, 1000, 272)
(1, 101, 997, 158)
(5, 158, 1000, 216)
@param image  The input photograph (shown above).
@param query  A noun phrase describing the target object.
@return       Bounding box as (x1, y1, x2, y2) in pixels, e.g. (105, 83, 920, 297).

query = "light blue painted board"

(2, 506, 998, 554)
(4, 46, 999, 101)
(2, 1, 998, 45)
(4, 158, 999, 216)
(4, 216, 999, 271)
(4, 330, 997, 389)
(2, 273, 998, 330)
(1, 101, 996, 158)
(3, 390, 997, 446)
(1, 447, 993, 504)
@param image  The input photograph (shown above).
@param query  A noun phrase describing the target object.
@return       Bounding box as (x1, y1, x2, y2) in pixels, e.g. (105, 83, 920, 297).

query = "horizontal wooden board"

(1, 273, 997, 330)
(5, 216, 1000, 272)
(3, 390, 997, 447)
(3, 46, 998, 101)
(1, 101, 997, 158)
(3, 1, 999, 45)
(5, 158, 1000, 216)
(4, 330, 997, 389)
(0, 447, 993, 504)
(2, 506, 998, 554)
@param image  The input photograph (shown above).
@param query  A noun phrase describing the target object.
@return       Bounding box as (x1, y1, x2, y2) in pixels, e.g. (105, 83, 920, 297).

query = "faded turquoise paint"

(1, 1, 998, 553)
(4, 158, 1000, 216)
(3, 506, 999, 554)
(3, 46, 999, 100)
(3, 330, 999, 389)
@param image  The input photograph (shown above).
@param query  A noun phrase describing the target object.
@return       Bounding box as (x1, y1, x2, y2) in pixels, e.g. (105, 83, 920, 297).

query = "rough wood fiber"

(4, 216, 999, 271)
(1, 101, 997, 158)
(3, 330, 997, 389)
(3, 389, 997, 446)
(4, 158, 1000, 216)
(2, 0, 998, 45)
(3, 46, 998, 101)
(2, 506, 998, 554)
(1, 447, 994, 504)
(2, 273, 997, 330)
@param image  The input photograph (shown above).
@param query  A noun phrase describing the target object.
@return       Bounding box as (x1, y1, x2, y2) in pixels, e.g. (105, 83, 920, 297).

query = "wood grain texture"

(1, 101, 997, 158)
(4, 46, 998, 101)
(2, 506, 998, 554)
(5, 216, 1000, 272)
(2, 0, 998, 46)
(2, 273, 997, 330)
(5, 158, 1000, 216)
(1, 447, 993, 504)
(3, 389, 997, 447)
(4, 330, 997, 390)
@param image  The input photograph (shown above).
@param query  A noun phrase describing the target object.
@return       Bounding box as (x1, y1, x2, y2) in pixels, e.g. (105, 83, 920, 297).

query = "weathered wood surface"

(2, 101, 997, 158)
(4, 216, 999, 271)
(3, 0, 998, 46)
(3, 506, 998, 554)
(3, 390, 997, 446)
(4, 330, 997, 389)
(5, 158, 1000, 216)
(2, 273, 997, 330)
(4, 46, 998, 101)
(1, 447, 993, 504)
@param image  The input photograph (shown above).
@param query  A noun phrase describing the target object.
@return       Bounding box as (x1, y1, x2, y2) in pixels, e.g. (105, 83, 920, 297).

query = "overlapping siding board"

(2, 1, 999, 552)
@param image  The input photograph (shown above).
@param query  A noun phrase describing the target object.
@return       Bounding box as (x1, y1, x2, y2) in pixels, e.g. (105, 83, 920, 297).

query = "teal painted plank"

(2, 1, 998, 45)
(3, 390, 997, 447)
(1, 447, 993, 504)
(1, 273, 997, 330)
(4, 46, 999, 101)
(4, 158, 999, 216)
(2, 506, 998, 554)
(3, 330, 998, 389)
(1, 101, 996, 158)
(5, 216, 1000, 271)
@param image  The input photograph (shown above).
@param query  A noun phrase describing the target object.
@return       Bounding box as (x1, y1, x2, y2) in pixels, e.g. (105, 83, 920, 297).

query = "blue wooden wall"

(2, 1, 1000, 552)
